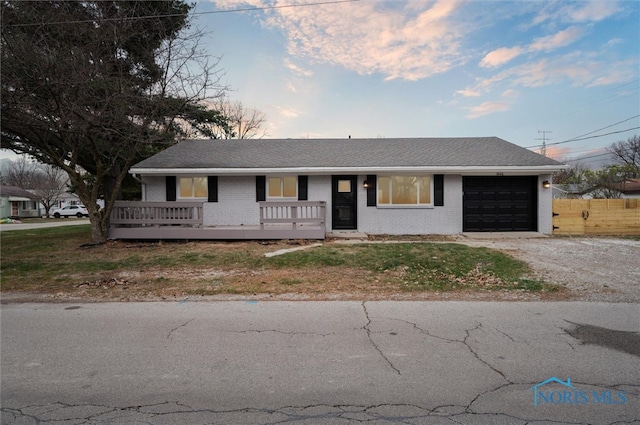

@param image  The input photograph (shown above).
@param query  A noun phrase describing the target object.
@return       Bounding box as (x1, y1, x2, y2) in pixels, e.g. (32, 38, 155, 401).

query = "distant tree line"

(554, 135, 640, 198)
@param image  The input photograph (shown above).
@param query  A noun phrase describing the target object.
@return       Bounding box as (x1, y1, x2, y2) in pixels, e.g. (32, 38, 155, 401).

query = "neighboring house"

(0, 185, 42, 218)
(110, 137, 566, 240)
(616, 178, 640, 199)
(51, 192, 83, 209)
(552, 183, 591, 199)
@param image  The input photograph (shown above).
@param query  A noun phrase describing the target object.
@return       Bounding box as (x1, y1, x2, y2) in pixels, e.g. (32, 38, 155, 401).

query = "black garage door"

(463, 176, 537, 232)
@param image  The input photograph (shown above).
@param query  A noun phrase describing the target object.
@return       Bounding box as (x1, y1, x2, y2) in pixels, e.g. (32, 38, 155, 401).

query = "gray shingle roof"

(0, 185, 40, 199)
(132, 137, 564, 170)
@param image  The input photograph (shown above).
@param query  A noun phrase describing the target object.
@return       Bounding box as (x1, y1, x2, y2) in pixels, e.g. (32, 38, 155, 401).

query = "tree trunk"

(89, 220, 107, 244)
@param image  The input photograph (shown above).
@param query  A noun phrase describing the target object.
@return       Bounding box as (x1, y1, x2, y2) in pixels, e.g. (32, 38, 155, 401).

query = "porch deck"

(108, 201, 326, 240)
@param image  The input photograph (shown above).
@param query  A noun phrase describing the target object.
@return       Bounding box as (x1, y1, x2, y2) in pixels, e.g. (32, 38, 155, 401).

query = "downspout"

(132, 174, 146, 201)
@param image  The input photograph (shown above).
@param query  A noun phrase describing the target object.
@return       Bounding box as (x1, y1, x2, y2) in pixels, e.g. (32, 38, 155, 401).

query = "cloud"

(479, 25, 584, 70)
(501, 89, 518, 99)
(538, 146, 572, 160)
(480, 46, 524, 68)
(567, 0, 621, 23)
(213, 0, 466, 81)
(275, 106, 300, 119)
(285, 82, 297, 93)
(456, 88, 481, 97)
(284, 59, 313, 77)
(532, 0, 621, 25)
(529, 27, 584, 52)
(465, 89, 518, 119)
(463, 52, 637, 99)
(466, 101, 510, 119)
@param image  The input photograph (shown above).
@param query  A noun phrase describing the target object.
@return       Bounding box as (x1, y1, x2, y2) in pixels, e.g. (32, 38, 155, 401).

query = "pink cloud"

(466, 101, 510, 119)
(529, 27, 584, 52)
(568, 0, 621, 22)
(480, 46, 525, 68)
(214, 0, 466, 81)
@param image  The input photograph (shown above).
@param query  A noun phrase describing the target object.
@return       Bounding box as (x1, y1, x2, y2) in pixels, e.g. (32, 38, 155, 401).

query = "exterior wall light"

(363, 180, 371, 188)
(542, 180, 551, 189)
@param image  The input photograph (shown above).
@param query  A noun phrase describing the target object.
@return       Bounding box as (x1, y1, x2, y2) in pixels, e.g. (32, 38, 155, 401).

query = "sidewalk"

(0, 219, 89, 232)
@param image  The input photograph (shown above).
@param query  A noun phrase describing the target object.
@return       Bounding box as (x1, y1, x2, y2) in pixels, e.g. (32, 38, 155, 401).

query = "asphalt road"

(0, 219, 89, 232)
(1, 301, 639, 424)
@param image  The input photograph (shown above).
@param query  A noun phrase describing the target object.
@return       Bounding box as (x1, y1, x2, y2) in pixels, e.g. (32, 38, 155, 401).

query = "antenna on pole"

(536, 130, 552, 156)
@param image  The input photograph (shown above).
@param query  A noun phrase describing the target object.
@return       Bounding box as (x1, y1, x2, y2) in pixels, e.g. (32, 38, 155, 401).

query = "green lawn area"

(0, 225, 560, 299)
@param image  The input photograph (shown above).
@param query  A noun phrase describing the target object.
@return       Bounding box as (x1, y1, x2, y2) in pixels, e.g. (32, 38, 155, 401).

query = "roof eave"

(131, 165, 567, 176)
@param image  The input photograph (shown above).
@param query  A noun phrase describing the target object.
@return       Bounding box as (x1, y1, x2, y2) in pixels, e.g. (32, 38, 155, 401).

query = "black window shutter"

(434, 174, 444, 206)
(207, 176, 218, 202)
(256, 176, 266, 201)
(166, 176, 176, 201)
(298, 175, 308, 201)
(366, 175, 377, 207)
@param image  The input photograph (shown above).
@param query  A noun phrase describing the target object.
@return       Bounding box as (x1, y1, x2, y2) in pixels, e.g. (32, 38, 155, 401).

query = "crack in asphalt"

(493, 326, 518, 343)
(462, 323, 511, 383)
(2, 399, 636, 424)
(166, 318, 195, 340)
(220, 329, 333, 337)
(361, 302, 402, 376)
(384, 317, 512, 383)
(384, 317, 461, 344)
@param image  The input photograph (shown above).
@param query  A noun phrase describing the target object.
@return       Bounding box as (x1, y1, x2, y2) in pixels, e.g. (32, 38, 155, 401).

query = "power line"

(5, 0, 360, 27)
(525, 115, 640, 149)
(536, 79, 639, 124)
(563, 145, 638, 164)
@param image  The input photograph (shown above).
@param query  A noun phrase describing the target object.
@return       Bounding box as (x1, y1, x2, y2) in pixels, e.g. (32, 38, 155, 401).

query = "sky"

(1, 0, 639, 169)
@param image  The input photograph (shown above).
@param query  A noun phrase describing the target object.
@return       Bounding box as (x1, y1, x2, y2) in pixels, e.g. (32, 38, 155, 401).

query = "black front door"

(332, 175, 357, 230)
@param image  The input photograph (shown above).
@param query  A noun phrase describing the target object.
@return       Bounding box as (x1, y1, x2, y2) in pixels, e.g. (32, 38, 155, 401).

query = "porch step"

(326, 231, 369, 240)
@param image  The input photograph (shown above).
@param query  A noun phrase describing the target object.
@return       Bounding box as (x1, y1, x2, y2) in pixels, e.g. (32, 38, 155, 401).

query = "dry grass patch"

(1, 225, 563, 301)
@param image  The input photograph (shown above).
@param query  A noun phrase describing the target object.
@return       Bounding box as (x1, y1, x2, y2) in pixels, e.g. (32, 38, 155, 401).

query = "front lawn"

(0, 225, 560, 300)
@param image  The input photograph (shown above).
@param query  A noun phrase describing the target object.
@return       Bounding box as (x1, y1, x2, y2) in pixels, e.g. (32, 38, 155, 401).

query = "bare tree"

(31, 165, 69, 218)
(553, 161, 587, 185)
(3, 157, 69, 217)
(607, 135, 640, 176)
(4, 156, 38, 189)
(207, 96, 268, 139)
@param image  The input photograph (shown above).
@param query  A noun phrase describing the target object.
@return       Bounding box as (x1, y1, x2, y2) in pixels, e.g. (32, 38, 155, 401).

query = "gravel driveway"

(455, 236, 640, 302)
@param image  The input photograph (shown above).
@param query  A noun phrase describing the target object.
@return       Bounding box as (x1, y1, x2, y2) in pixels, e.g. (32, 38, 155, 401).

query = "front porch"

(108, 201, 326, 240)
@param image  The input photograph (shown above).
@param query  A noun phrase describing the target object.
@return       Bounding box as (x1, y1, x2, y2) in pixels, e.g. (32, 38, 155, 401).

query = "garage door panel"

(463, 176, 537, 232)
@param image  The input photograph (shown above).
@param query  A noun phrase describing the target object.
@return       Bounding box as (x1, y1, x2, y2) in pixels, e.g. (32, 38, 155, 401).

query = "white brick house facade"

(129, 138, 564, 238)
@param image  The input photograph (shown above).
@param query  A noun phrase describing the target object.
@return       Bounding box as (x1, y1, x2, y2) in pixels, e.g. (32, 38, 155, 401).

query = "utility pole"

(536, 130, 552, 156)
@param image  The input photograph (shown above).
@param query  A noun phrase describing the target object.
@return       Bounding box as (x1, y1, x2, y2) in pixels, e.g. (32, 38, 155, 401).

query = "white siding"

(140, 173, 554, 235)
(538, 174, 553, 235)
(308, 175, 332, 229)
(357, 175, 462, 234)
(204, 176, 259, 226)
(142, 176, 166, 201)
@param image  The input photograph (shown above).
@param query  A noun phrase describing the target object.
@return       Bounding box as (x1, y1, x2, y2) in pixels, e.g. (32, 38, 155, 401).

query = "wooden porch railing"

(108, 200, 327, 240)
(109, 201, 326, 232)
(259, 201, 326, 229)
(110, 201, 204, 227)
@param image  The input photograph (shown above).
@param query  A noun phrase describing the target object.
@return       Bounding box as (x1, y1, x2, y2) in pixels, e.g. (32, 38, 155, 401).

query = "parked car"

(52, 205, 89, 218)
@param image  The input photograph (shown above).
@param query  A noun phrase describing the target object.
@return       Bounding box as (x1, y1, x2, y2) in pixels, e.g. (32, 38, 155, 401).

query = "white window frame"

(377, 175, 434, 208)
(267, 176, 298, 199)
(177, 176, 208, 199)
